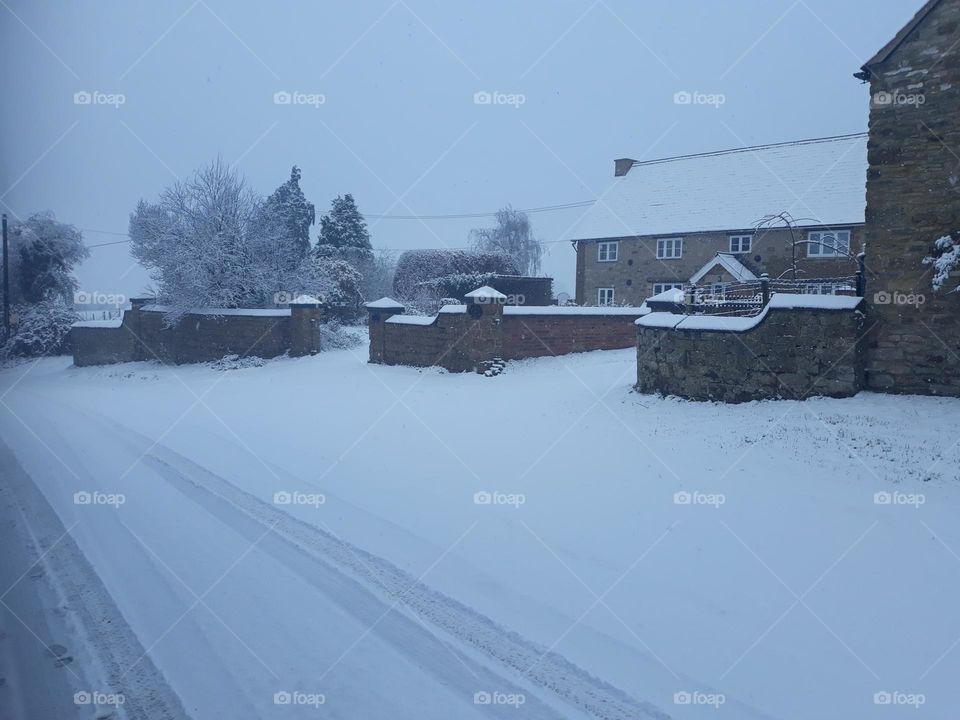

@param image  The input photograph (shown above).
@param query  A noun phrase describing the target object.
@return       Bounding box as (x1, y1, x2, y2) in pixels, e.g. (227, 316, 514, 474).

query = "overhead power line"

(80, 199, 595, 248)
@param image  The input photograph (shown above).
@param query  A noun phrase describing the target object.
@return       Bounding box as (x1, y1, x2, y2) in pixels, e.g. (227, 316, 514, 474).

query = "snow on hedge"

(924, 234, 960, 292)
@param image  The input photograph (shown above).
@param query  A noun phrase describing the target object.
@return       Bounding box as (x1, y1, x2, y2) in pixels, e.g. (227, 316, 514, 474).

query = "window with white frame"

(807, 230, 851, 258)
(652, 282, 683, 296)
(597, 241, 619, 262)
(656, 237, 683, 259)
(729, 234, 752, 254)
(597, 287, 615, 306)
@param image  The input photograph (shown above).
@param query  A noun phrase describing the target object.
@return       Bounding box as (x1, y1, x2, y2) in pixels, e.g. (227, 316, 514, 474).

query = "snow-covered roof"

(689, 253, 758, 284)
(365, 297, 405, 309)
(572, 134, 868, 241)
(646, 288, 685, 304)
(438, 305, 467, 314)
(464, 286, 507, 301)
(636, 293, 863, 331)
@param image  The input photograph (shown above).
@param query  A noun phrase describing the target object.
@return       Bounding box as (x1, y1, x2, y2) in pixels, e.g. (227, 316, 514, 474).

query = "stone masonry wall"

(636, 306, 866, 403)
(72, 301, 322, 366)
(864, 0, 960, 396)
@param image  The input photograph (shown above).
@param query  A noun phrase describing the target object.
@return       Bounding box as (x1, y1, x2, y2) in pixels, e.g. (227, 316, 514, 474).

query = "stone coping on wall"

(637, 293, 863, 332)
(72, 319, 123, 328)
(504, 305, 650, 316)
(140, 304, 291, 317)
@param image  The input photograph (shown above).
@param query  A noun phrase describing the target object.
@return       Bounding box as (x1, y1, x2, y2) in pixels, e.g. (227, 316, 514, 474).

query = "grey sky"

(0, 0, 919, 299)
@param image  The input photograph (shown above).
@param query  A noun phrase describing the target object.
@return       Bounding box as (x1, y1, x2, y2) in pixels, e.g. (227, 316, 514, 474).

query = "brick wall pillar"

(289, 300, 323, 356)
(365, 298, 405, 363)
(125, 297, 152, 361)
(463, 286, 506, 370)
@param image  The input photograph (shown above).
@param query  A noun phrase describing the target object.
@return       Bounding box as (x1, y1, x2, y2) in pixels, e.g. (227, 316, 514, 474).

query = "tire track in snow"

(52, 400, 672, 720)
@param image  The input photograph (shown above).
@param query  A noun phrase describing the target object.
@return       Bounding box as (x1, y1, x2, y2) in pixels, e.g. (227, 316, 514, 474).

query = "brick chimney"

(614, 158, 637, 177)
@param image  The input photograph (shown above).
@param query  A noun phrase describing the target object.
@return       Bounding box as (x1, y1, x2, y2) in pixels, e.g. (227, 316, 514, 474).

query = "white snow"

(141, 304, 291, 317)
(572, 135, 867, 240)
(645, 288, 686, 304)
(72, 319, 123, 328)
(503, 305, 646, 316)
(438, 304, 467, 314)
(638, 293, 863, 330)
(464, 285, 507, 300)
(365, 297, 405, 309)
(2, 345, 959, 720)
(386, 314, 435, 326)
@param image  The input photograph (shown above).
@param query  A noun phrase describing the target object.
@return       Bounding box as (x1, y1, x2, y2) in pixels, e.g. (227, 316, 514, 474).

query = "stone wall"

(862, 0, 960, 396)
(71, 299, 323, 366)
(367, 299, 644, 372)
(636, 297, 866, 402)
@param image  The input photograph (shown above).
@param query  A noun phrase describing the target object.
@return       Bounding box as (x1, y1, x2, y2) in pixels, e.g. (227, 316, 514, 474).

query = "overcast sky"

(0, 0, 919, 299)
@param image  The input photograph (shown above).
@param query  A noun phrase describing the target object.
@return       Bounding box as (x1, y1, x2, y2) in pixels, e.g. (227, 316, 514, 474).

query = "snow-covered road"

(2, 346, 959, 719)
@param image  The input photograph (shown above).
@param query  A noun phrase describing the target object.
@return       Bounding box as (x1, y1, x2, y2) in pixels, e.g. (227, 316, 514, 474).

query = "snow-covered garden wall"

(635, 295, 866, 402)
(366, 289, 646, 372)
(71, 298, 324, 366)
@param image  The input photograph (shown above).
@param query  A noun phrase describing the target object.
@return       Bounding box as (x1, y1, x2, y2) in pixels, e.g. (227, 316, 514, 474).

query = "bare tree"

(470, 205, 542, 276)
(754, 211, 862, 281)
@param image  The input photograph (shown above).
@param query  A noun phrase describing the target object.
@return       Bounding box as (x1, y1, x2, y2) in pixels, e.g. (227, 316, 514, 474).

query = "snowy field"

(1, 344, 959, 719)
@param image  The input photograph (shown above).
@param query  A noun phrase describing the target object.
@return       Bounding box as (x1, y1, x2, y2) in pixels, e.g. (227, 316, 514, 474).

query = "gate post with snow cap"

(462, 286, 505, 371)
(365, 297, 405, 363)
(288, 295, 323, 356)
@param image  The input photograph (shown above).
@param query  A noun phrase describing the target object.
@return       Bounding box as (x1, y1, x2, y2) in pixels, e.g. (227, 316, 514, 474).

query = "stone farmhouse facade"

(634, 0, 960, 401)
(573, 135, 868, 306)
(858, 0, 960, 396)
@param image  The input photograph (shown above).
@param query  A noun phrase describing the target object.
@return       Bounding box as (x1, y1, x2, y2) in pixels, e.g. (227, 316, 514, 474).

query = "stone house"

(572, 134, 868, 306)
(857, 0, 960, 396)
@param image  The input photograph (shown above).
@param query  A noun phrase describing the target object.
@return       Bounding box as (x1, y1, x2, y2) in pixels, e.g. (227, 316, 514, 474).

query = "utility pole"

(2, 214, 8, 337)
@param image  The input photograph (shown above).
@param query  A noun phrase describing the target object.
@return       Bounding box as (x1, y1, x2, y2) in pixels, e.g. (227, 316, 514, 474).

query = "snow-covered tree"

(924, 233, 960, 293)
(6, 212, 88, 304)
(129, 158, 283, 320)
(2, 299, 77, 357)
(262, 166, 314, 262)
(470, 206, 542, 276)
(316, 194, 371, 253)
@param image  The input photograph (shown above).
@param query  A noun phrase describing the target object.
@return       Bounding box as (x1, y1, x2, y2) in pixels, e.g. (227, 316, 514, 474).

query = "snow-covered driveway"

(1, 345, 959, 719)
